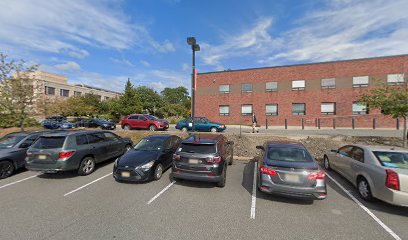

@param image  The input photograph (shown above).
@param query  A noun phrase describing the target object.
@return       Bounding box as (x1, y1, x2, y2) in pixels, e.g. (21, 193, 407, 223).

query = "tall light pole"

(187, 37, 200, 132)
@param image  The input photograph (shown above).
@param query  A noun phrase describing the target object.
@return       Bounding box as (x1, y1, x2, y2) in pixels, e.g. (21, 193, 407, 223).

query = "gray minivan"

(26, 130, 132, 175)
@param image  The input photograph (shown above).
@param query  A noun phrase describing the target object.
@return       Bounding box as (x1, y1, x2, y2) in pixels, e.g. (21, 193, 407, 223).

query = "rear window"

(32, 136, 66, 149)
(267, 147, 313, 162)
(373, 151, 408, 169)
(179, 143, 216, 154)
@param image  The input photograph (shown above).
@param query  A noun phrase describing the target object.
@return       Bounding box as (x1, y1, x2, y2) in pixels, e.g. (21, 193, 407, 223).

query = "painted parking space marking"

(326, 172, 401, 240)
(147, 181, 176, 205)
(0, 174, 39, 190)
(250, 162, 257, 219)
(64, 173, 112, 197)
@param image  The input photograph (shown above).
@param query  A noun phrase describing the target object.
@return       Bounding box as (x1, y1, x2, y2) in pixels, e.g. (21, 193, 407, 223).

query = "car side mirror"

(256, 145, 265, 151)
(226, 141, 234, 145)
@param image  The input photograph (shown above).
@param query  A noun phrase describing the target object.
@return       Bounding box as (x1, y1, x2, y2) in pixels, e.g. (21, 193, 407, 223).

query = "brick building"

(195, 55, 408, 129)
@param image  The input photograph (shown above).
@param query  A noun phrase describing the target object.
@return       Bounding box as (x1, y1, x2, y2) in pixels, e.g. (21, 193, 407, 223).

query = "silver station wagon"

(324, 144, 408, 207)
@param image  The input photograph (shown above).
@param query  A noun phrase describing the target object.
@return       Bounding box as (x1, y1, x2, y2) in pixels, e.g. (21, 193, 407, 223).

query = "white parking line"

(326, 172, 401, 240)
(0, 174, 39, 190)
(250, 162, 257, 219)
(147, 181, 176, 205)
(64, 173, 112, 197)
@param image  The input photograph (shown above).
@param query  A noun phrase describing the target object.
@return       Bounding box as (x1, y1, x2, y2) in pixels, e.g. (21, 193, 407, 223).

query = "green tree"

(0, 53, 39, 130)
(360, 86, 408, 147)
(134, 86, 162, 115)
(161, 86, 190, 105)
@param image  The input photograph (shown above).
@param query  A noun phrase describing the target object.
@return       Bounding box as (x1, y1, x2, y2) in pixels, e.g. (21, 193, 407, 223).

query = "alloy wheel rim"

(359, 181, 369, 198)
(156, 165, 162, 179)
(83, 159, 95, 173)
(124, 125, 129, 130)
(0, 162, 12, 177)
(324, 158, 329, 169)
(211, 128, 216, 132)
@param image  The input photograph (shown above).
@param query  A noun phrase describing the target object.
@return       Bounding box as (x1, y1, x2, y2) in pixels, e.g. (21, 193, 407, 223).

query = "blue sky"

(0, 0, 407, 93)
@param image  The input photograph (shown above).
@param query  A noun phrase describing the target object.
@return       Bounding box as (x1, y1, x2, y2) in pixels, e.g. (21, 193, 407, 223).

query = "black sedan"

(0, 131, 54, 178)
(76, 118, 116, 130)
(113, 135, 182, 182)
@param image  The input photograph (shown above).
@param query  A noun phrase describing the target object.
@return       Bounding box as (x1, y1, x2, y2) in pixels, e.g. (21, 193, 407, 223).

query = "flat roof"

(198, 54, 408, 75)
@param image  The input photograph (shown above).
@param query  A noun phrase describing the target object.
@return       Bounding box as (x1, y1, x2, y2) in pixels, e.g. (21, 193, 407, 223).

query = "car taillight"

(385, 169, 400, 191)
(260, 165, 278, 176)
(173, 154, 180, 161)
(206, 156, 221, 163)
(308, 171, 326, 180)
(58, 151, 76, 159)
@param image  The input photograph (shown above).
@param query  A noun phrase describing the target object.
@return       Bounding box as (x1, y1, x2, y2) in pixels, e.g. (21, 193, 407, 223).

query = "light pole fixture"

(187, 36, 200, 132)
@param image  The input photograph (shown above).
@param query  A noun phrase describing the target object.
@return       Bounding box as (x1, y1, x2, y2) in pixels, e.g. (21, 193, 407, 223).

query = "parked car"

(75, 118, 116, 130)
(120, 114, 169, 131)
(256, 141, 327, 200)
(175, 117, 226, 132)
(0, 131, 54, 178)
(324, 145, 408, 206)
(25, 130, 132, 175)
(172, 134, 234, 187)
(46, 115, 66, 122)
(42, 120, 75, 129)
(113, 135, 182, 182)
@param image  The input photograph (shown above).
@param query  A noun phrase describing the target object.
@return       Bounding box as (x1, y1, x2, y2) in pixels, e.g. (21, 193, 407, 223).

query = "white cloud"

(182, 63, 189, 71)
(151, 39, 176, 53)
(140, 60, 151, 67)
(54, 61, 81, 72)
(111, 58, 135, 67)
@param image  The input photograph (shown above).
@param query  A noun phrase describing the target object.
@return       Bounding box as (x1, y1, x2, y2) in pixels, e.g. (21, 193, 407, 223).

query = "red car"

(120, 114, 169, 131)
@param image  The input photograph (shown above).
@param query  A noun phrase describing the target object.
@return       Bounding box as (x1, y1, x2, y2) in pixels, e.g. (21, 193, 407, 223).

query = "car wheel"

(149, 125, 157, 131)
(181, 127, 188, 132)
(323, 156, 331, 170)
(125, 144, 132, 152)
(123, 125, 131, 130)
(78, 157, 96, 176)
(0, 161, 15, 179)
(210, 127, 217, 133)
(358, 177, 373, 201)
(217, 167, 226, 188)
(153, 164, 163, 180)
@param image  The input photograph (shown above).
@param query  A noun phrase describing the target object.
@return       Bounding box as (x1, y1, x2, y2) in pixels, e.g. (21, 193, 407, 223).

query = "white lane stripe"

(250, 162, 257, 219)
(147, 181, 176, 205)
(326, 172, 401, 240)
(0, 174, 39, 190)
(64, 173, 112, 197)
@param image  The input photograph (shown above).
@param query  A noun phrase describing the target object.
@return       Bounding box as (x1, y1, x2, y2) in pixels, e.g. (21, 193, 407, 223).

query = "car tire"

(217, 167, 226, 188)
(123, 124, 131, 130)
(181, 127, 188, 132)
(358, 177, 373, 201)
(149, 125, 157, 131)
(0, 161, 15, 179)
(210, 127, 217, 133)
(78, 157, 96, 176)
(323, 155, 331, 170)
(153, 164, 163, 181)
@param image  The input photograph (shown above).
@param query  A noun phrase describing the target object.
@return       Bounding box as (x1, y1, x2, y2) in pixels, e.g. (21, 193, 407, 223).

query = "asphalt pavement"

(0, 159, 407, 240)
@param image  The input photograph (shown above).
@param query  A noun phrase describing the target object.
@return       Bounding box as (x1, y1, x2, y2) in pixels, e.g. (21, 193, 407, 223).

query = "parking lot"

(1, 158, 407, 240)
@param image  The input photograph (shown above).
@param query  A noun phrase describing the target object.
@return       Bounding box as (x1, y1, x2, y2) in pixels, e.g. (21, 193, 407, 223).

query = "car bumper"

(258, 177, 327, 200)
(113, 167, 153, 182)
(25, 161, 78, 173)
(172, 167, 223, 183)
(377, 188, 408, 207)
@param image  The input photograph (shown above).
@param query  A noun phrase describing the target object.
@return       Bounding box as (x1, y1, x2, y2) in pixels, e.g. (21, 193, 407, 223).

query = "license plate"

(285, 174, 300, 183)
(121, 171, 130, 177)
(188, 159, 200, 164)
(37, 155, 47, 160)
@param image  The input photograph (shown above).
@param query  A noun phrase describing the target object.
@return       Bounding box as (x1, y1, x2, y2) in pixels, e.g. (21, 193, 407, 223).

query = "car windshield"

(267, 147, 313, 162)
(373, 151, 408, 169)
(95, 118, 109, 123)
(0, 135, 25, 149)
(145, 115, 159, 120)
(178, 143, 216, 154)
(31, 136, 66, 149)
(134, 138, 165, 151)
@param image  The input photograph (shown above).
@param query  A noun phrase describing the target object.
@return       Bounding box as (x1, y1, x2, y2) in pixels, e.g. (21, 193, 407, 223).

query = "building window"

(241, 104, 253, 116)
(353, 76, 369, 88)
(321, 78, 335, 89)
(241, 83, 253, 93)
(219, 105, 230, 116)
(265, 104, 278, 116)
(74, 91, 82, 96)
(352, 102, 368, 115)
(292, 103, 306, 115)
(104, 96, 110, 101)
(321, 102, 336, 115)
(265, 82, 278, 92)
(387, 74, 405, 86)
(60, 89, 69, 97)
(219, 85, 230, 94)
(292, 80, 305, 90)
(45, 86, 55, 95)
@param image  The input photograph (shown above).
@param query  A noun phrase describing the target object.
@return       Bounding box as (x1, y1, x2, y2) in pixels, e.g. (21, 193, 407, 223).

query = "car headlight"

(219, 125, 225, 128)
(137, 161, 155, 171)
(114, 158, 119, 167)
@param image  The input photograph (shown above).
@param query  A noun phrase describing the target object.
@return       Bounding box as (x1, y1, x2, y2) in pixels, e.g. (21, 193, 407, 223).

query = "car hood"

(117, 150, 160, 167)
